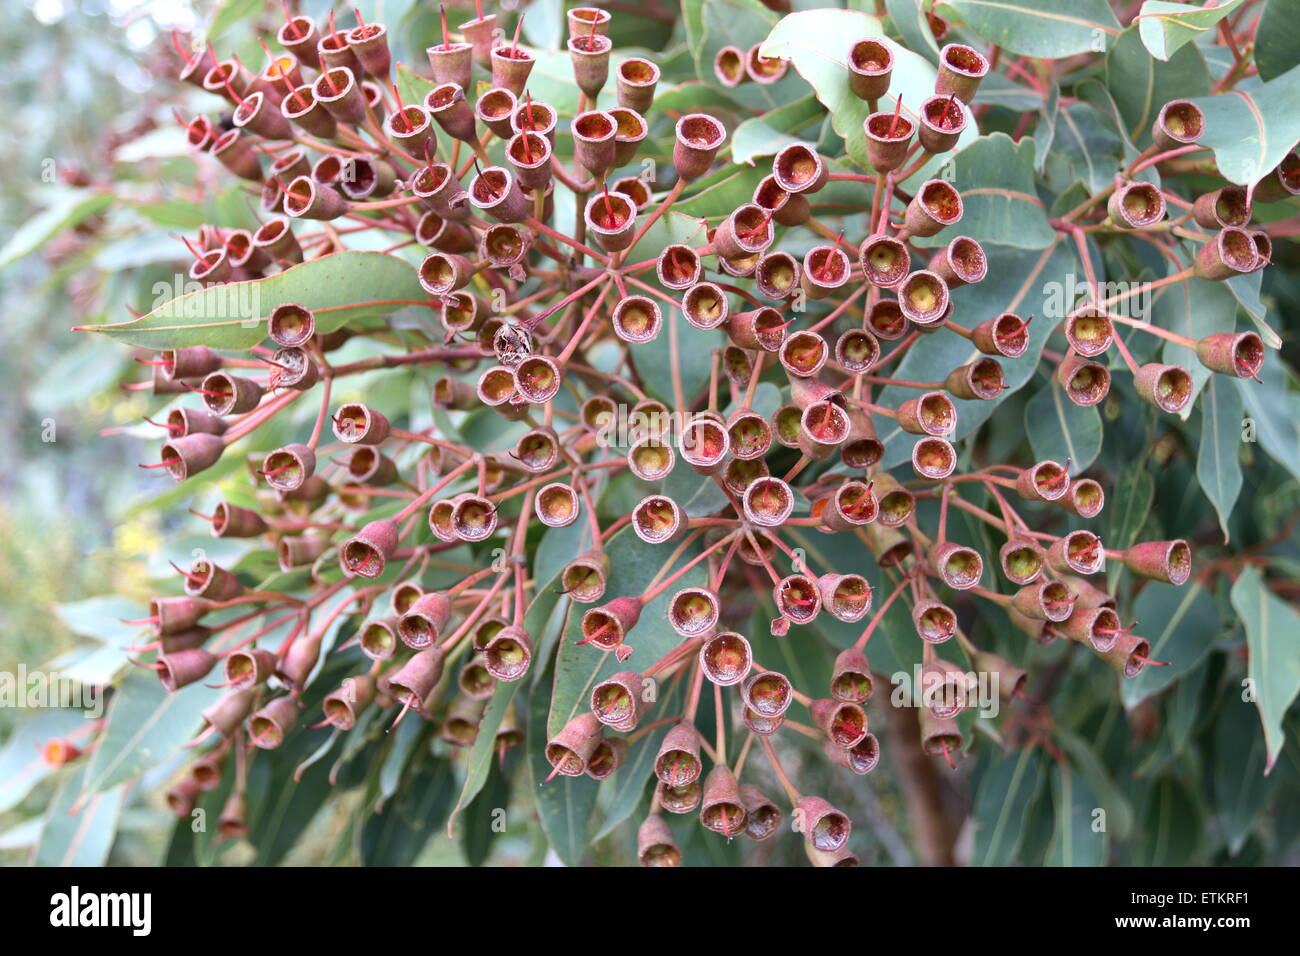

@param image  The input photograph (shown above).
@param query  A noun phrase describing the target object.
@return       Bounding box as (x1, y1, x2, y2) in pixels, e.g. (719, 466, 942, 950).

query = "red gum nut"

(897, 390, 956, 436)
(1196, 331, 1264, 379)
(1107, 181, 1166, 229)
(398, 592, 452, 650)
(1012, 580, 1076, 623)
(617, 57, 660, 113)
(1062, 478, 1105, 519)
(586, 737, 628, 780)
(277, 533, 330, 571)
(313, 67, 366, 124)
(470, 166, 529, 223)
(780, 330, 828, 378)
(744, 477, 796, 527)
(385, 104, 435, 158)
(1059, 605, 1123, 653)
(674, 113, 726, 182)
(860, 235, 910, 286)
(917, 93, 967, 154)
(929, 235, 986, 287)
(1055, 353, 1111, 406)
(700, 765, 747, 836)
(580, 596, 643, 650)
(460, 14, 499, 69)
(1252, 151, 1300, 203)
(282, 176, 350, 221)
(156, 648, 218, 692)
(743, 670, 793, 718)
(864, 110, 915, 173)
(247, 696, 300, 749)
(426, 83, 478, 142)
(930, 541, 983, 590)
(657, 779, 703, 813)
(637, 815, 681, 866)
(867, 299, 908, 340)
(655, 721, 704, 786)
(1195, 227, 1259, 280)
(323, 674, 376, 729)
(209, 501, 267, 538)
(223, 647, 277, 688)
(280, 83, 338, 139)
(201, 687, 257, 738)
(746, 43, 787, 84)
(775, 573, 821, 623)
(699, 631, 753, 686)
(535, 482, 580, 528)
(254, 217, 303, 264)
(568, 33, 612, 100)
(418, 251, 474, 296)
(158, 433, 225, 481)
(847, 38, 893, 102)
(1192, 185, 1251, 229)
(233, 90, 292, 141)
(427, 41, 473, 91)
(934, 43, 989, 104)
(743, 706, 785, 736)
(823, 734, 881, 777)
(905, 180, 963, 237)
(183, 559, 242, 601)
(773, 143, 829, 195)
(913, 599, 956, 643)
(657, 245, 702, 290)
(571, 110, 619, 178)
(1118, 539, 1192, 585)
(1151, 99, 1205, 152)
(712, 204, 771, 260)
(830, 647, 874, 703)
(911, 437, 956, 480)
(724, 306, 784, 352)
(971, 312, 1030, 357)
(1015, 459, 1072, 503)
(546, 711, 603, 776)
(1102, 632, 1154, 678)
(898, 270, 950, 325)
(490, 43, 535, 97)
(346, 22, 391, 78)
(359, 617, 401, 660)
(796, 795, 852, 852)
(585, 191, 637, 252)
(261, 443, 316, 492)
(811, 698, 869, 749)
(944, 357, 1004, 400)
(506, 132, 553, 190)
(484, 625, 533, 681)
(1047, 530, 1106, 575)
(1134, 362, 1193, 414)
(872, 473, 915, 526)
(668, 586, 720, 637)
(682, 281, 731, 330)
(340, 519, 398, 579)
(211, 129, 263, 182)
(817, 572, 873, 624)
(713, 45, 747, 87)
(754, 175, 810, 228)
(920, 709, 963, 762)
(332, 403, 390, 444)
(1063, 306, 1113, 357)
(590, 670, 645, 731)
(972, 651, 1028, 703)
(739, 785, 783, 840)
(801, 245, 851, 300)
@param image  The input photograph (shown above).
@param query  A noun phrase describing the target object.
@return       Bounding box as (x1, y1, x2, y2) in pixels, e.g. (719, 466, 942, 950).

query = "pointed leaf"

(1196, 376, 1244, 541)
(938, 0, 1121, 59)
(1231, 566, 1300, 771)
(1135, 0, 1246, 61)
(1024, 379, 1103, 474)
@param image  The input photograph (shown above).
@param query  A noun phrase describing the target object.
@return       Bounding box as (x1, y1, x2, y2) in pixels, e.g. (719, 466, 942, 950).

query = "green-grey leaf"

(1230, 566, 1300, 771)
(1197, 377, 1244, 542)
(1046, 762, 1105, 865)
(972, 748, 1044, 865)
(1106, 26, 1211, 147)
(1256, 0, 1300, 80)
(1189, 63, 1300, 187)
(1136, 0, 1245, 61)
(0, 191, 112, 271)
(1121, 582, 1220, 709)
(33, 766, 126, 867)
(1025, 380, 1103, 474)
(938, 0, 1121, 59)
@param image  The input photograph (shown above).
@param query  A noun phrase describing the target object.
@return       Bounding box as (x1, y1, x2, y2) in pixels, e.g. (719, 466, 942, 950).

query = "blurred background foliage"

(1, 0, 1298, 867)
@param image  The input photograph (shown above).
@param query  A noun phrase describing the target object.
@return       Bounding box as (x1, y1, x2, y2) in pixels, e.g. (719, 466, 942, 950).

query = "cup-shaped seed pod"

(1118, 539, 1192, 585)
(501, 132, 552, 192)
(312, 66, 366, 124)
(929, 236, 986, 290)
(737, 475, 791, 527)
(202, 59, 246, 104)
(810, 697, 869, 750)
(814, 478, 877, 531)
(200, 687, 257, 739)
(210, 130, 262, 182)
(1134, 362, 1193, 414)
(585, 735, 629, 780)
(266, 302, 315, 348)
(631, 494, 684, 545)
(935, 43, 989, 103)
(268, 145, 311, 185)
(967, 312, 1028, 358)
(919, 708, 964, 768)
(917, 93, 967, 153)
(1059, 477, 1105, 520)
(610, 56, 659, 114)
(1196, 331, 1265, 379)
(280, 82, 338, 139)
(209, 501, 267, 539)
(490, 42, 535, 96)
(859, 235, 910, 287)
(754, 174, 811, 227)
(771, 405, 803, 448)
(359, 616, 401, 660)
(398, 592, 452, 649)
(1253, 151, 1300, 203)
(1195, 226, 1258, 280)
(1061, 305, 1114, 357)
(912, 436, 957, 481)
(339, 518, 398, 579)
(388, 648, 448, 719)
(905, 180, 963, 237)
(745, 43, 787, 83)
(775, 573, 821, 624)
(818, 573, 874, 624)
(711, 204, 772, 261)
(534, 482, 579, 528)
(750, 252, 799, 301)
(1100, 631, 1155, 678)
(830, 647, 873, 703)
(282, 175, 349, 221)
(155, 433, 224, 482)
(318, 674, 376, 730)
(460, 13, 498, 67)
(591, 670, 645, 732)
(1193, 185, 1251, 230)
(568, 32, 612, 100)
(780, 330, 828, 379)
(259, 443, 315, 493)
(183, 558, 242, 602)
(1151, 99, 1205, 151)
(509, 355, 559, 405)
(570, 109, 617, 177)
(698, 766, 747, 837)
(871, 473, 915, 528)
(584, 189, 636, 252)
(448, 493, 497, 542)
(389, 582, 424, 618)
(725, 306, 785, 352)
(608, 107, 648, 167)
(658, 779, 703, 814)
(698, 631, 753, 687)
(266, 347, 317, 392)
(426, 38, 473, 90)
(480, 222, 532, 267)
(546, 711, 603, 776)
(466, 86, 516, 139)
(864, 109, 915, 172)
(276, 532, 330, 571)
(153, 646, 218, 692)
(897, 390, 956, 437)
(898, 270, 950, 326)
(417, 251, 473, 297)
(481, 625, 532, 683)
(424, 82, 476, 142)
(439, 693, 487, 746)
(384, 102, 434, 158)
(730, 785, 779, 841)
(848, 38, 893, 101)
(931, 541, 983, 590)
(1107, 180, 1166, 229)
(637, 814, 681, 866)
(233, 90, 293, 141)
(722, 457, 769, 497)
(253, 217, 303, 264)
(1055, 352, 1111, 406)
(317, 21, 363, 72)
(681, 281, 730, 330)
(795, 795, 852, 852)
(868, 299, 908, 340)
(656, 244, 701, 290)
(743, 706, 785, 736)
(198, 371, 262, 416)
(801, 242, 852, 299)
(913, 599, 957, 644)
(713, 45, 747, 86)
(580, 595, 643, 651)
(468, 165, 528, 224)
(187, 246, 230, 286)
(674, 415, 727, 475)
(411, 163, 471, 221)
(674, 113, 727, 181)
(1059, 605, 1124, 653)
(1010, 579, 1076, 624)
(332, 402, 390, 445)
(1047, 529, 1106, 576)
(773, 143, 829, 195)
(664, 586, 719, 638)
(626, 436, 674, 481)
(743, 669, 793, 719)
(943, 357, 1004, 401)
(1015, 459, 1072, 502)
(511, 426, 560, 474)
(247, 695, 299, 749)
(723, 409, 771, 462)
(511, 96, 558, 145)
(653, 721, 704, 788)
(476, 365, 518, 408)
(343, 21, 389, 77)
(216, 791, 248, 835)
